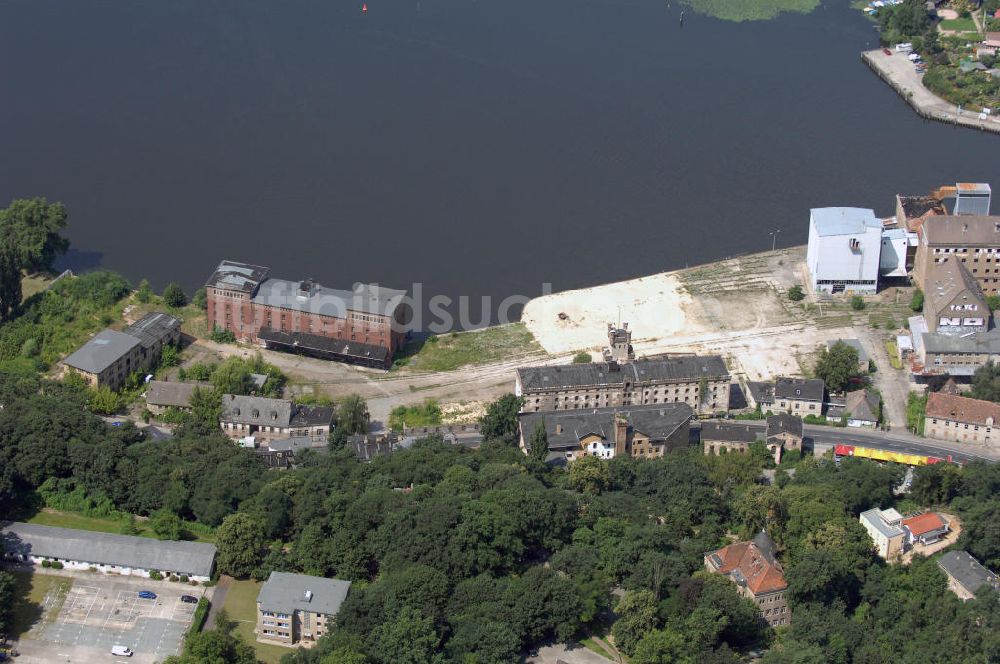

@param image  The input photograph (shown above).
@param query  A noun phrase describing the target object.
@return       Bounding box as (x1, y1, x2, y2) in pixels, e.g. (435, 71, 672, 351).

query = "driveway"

(528, 643, 615, 664)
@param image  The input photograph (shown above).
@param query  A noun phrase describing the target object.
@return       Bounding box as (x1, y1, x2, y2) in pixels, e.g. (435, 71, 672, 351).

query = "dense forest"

(3, 368, 1000, 663)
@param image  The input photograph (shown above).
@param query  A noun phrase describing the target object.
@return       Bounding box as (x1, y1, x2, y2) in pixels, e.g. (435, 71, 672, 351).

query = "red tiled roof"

(925, 392, 1000, 427)
(710, 540, 787, 595)
(903, 512, 947, 536)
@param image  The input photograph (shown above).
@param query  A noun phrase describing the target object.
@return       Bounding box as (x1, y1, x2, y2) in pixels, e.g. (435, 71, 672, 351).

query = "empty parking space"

(16, 572, 209, 664)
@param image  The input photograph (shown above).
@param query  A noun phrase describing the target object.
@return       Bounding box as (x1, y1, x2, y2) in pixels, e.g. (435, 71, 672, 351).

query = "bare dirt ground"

(183, 247, 918, 427)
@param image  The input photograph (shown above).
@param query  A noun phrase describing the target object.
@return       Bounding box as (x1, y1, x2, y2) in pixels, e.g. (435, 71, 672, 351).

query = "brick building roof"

(902, 512, 947, 537)
(706, 532, 787, 596)
(926, 392, 1000, 426)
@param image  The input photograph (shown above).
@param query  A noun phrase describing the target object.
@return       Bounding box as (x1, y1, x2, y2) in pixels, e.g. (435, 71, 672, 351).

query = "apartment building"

(256, 572, 351, 647)
(62, 312, 181, 391)
(914, 215, 1000, 295)
(773, 377, 825, 417)
(924, 392, 1000, 446)
(923, 257, 989, 335)
(205, 260, 408, 368)
(859, 507, 905, 560)
(518, 403, 692, 461)
(516, 355, 730, 416)
(220, 394, 334, 444)
(705, 531, 791, 627)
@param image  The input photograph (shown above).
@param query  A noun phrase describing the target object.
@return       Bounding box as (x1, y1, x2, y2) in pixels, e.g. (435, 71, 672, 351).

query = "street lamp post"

(769, 228, 781, 252)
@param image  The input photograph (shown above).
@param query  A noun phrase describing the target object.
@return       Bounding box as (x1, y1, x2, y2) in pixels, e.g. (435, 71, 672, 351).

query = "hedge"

(188, 597, 211, 636)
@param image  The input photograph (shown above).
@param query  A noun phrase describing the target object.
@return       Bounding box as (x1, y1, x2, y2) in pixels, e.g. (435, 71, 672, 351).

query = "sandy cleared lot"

(521, 273, 691, 355)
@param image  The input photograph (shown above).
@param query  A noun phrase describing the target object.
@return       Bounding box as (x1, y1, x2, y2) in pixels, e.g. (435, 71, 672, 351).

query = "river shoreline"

(862, 49, 1000, 135)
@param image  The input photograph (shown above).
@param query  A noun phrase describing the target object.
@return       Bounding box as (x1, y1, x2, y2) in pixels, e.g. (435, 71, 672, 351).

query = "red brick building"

(205, 260, 408, 368)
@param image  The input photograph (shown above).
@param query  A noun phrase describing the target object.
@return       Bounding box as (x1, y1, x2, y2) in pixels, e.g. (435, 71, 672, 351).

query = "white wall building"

(806, 207, 883, 294)
(1, 522, 217, 582)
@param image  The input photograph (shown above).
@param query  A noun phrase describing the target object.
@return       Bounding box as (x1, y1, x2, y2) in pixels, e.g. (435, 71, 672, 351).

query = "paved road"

(699, 421, 998, 464)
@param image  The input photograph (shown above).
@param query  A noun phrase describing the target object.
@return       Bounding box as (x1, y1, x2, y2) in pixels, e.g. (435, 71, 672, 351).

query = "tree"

(163, 282, 187, 308)
(814, 341, 860, 393)
(906, 391, 927, 435)
(371, 606, 441, 664)
(612, 589, 659, 655)
(88, 386, 121, 415)
(479, 394, 523, 445)
(787, 285, 805, 302)
(192, 287, 208, 310)
(211, 358, 255, 395)
(137, 278, 152, 303)
(0, 197, 69, 272)
(849, 296, 865, 311)
(150, 510, 183, 540)
(215, 513, 266, 577)
(573, 352, 593, 364)
(970, 361, 1000, 402)
(910, 289, 925, 312)
(163, 611, 258, 664)
(337, 394, 370, 434)
(0, 569, 15, 639)
(568, 455, 610, 494)
(529, 422, 549, 462)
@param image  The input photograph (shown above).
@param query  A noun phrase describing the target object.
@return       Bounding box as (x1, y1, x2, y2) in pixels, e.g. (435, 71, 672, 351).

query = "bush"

(50, 561, 64, 569)
(163, 283, 187, 308)
(850, 295, 865, 311)
(910, 289, 924, 312)
(180, 575, 189, 582)
(169, 575, 179, 582)
(149, 569, 163, 580)
(573, 352, 593, 364)
(209, 326, 236, 344)
(787, 285, 805, 301)
(41, 559, 51, 568)
(89, 567, 97, 573)
(189, 597, 211, 636)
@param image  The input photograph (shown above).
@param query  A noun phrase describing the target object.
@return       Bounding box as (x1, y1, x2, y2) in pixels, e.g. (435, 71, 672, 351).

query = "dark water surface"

(1, 0, 996, 328)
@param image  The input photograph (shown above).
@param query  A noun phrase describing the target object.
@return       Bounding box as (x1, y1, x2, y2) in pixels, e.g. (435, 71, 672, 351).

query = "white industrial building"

(807, 207, 884, 294)
(1, 522, 217, 582)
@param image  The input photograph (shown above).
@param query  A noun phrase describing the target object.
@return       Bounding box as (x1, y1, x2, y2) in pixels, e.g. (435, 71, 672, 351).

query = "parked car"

(137, 590, 156, 600)
(110, 646, 133, 657)
(180, 595, 198, 604)
(883, 47, 892, 55)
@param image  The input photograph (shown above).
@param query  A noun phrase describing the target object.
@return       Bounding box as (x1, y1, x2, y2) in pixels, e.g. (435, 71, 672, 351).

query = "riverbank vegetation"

(681, 0, 819, 21)
(872, 0, 1000, 113)
(390, 323, 544, 373)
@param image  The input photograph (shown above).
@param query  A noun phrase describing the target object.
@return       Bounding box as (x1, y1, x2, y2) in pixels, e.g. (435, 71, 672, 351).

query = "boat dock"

(862, 49, 1000, 136)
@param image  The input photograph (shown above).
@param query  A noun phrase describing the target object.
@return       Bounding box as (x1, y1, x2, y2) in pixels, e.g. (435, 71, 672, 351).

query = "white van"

(110, 646, 133, 657)
(895, 42, 913, 52)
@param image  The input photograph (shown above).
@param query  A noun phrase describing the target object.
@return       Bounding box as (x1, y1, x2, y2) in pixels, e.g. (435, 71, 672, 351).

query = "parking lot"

(13, 571, 209, 664)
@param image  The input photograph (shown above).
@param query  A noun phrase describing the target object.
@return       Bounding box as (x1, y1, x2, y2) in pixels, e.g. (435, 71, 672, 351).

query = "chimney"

(555, 424, 563, 434)
(304, 590, 313, 602)
(614, 413, 629, 457)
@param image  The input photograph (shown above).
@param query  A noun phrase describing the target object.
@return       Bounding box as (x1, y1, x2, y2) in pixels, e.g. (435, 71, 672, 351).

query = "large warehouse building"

(1, 522, 217, 582)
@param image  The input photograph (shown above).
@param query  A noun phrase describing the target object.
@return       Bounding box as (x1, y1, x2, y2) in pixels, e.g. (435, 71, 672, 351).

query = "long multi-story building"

(914, 214, 1000, 295)
(515, 354, 730, 415)
(205, 260, 408, 368)
(62, 312, 181, 391)
(924, 392, 1000, 446)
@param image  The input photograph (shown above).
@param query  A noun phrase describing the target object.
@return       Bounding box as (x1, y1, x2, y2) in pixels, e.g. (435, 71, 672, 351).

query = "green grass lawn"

(580, 637, 614, 659)
(681, 0, 820, 21)
(939, 17, 977, 32)
(20, 274, 55, 302)
(9, 571, 73, 637)
(222, 579, 291, 664)
(26, 508, 216, 544)
(390, 323, 544, 373)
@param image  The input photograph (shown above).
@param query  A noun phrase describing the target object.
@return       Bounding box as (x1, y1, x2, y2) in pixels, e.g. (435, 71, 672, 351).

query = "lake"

(1, 0, 996, 329)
